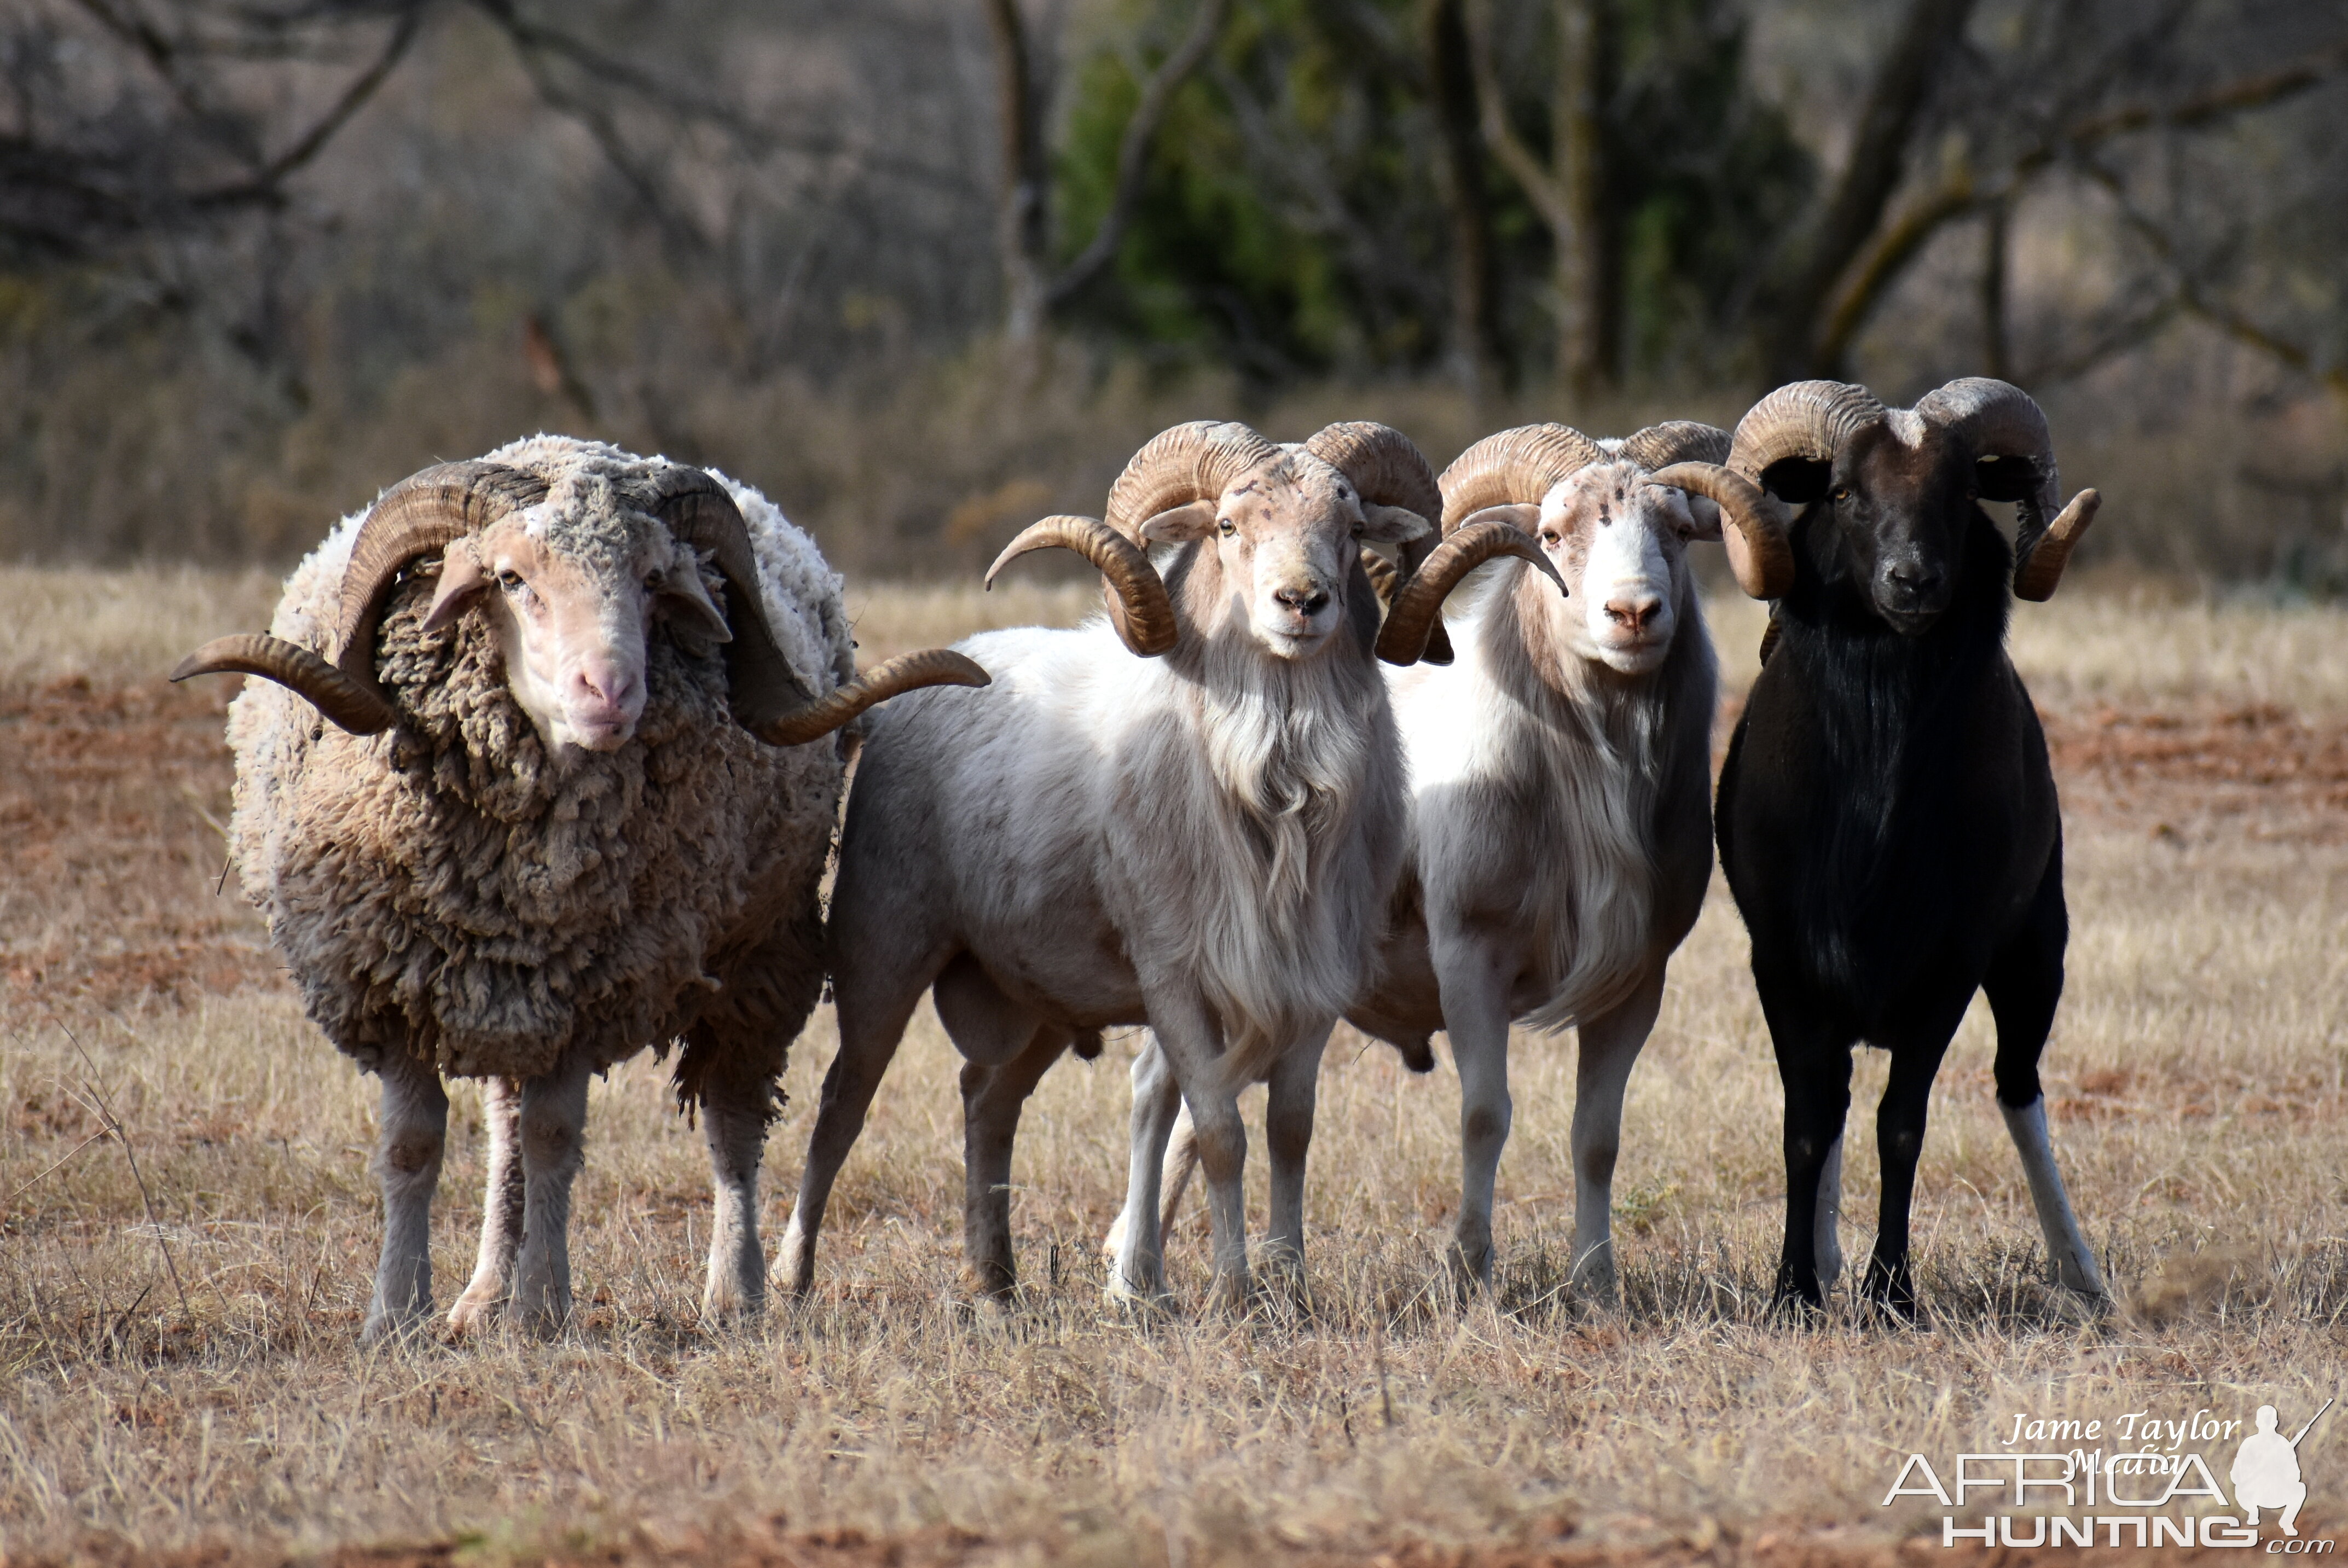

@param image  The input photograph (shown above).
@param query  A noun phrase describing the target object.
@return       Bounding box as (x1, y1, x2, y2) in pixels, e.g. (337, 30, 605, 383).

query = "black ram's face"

(1765, 423, 1978, 636)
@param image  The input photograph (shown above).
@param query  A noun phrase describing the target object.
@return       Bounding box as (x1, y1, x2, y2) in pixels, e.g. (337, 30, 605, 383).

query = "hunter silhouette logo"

(2235, 1399, 2330, 1538)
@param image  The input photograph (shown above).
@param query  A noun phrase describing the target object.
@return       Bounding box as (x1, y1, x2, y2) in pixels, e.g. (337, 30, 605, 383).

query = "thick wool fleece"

(225, 437, 850, 1105)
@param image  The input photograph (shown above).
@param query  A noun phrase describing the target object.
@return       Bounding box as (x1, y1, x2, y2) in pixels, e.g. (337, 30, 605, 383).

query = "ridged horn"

(1375, 519, 1566, 666)
(1646, 461, 1797, 600)
(640, 465, 819, 728)
(1103, 421, 1284, 543)
(334, 461, 548, 707)
(172, 461, 546, 732)
(1726, 380, 1889, 480)
(1915, 376, 2100, 600)
(1436, 424, 1608, 533)
(752, 648, 992, 748)
(1305, 421, 1448, 660)
(1617, 420, 1730, 473)
(170, 632, 399, 734)
(987, 513, 1179, 657)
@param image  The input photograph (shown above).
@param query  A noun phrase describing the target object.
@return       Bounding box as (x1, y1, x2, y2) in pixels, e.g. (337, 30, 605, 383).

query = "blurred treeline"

(3, 0, 2345, 585)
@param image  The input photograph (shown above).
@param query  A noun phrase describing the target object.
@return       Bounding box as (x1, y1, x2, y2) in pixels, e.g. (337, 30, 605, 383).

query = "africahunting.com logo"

(1883, 1398, 2334, 1550)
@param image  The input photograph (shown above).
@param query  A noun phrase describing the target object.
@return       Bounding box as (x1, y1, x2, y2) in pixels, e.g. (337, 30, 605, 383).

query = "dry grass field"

(3, 565, 2346, 1566)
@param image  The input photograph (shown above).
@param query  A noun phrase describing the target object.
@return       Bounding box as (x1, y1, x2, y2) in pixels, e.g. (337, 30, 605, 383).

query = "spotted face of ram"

(1145, 449, 1431, 660)
(1529, 460, 1719, 676)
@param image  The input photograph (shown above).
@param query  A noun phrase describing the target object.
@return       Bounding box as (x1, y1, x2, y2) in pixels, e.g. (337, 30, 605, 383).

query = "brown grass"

(3, 568, 2345, 1566)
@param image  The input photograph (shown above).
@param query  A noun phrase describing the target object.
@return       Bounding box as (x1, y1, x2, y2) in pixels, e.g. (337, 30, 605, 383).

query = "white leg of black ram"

(2001, 1097, 2107, 1296)
(1813, 1133, 1846, 1291)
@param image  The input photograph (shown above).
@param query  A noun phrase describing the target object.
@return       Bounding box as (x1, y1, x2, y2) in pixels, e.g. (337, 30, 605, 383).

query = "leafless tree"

(985, 0, 1232, 342)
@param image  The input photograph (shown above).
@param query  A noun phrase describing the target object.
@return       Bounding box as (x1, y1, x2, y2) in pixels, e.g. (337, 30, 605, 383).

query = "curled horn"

(987, 514, 1180, 657)
(1104, 421, 1283, 543)
(1375, 520, 1567, 666)
(1916, 377, 2101, 600)
(1002, 421, 1282, 658)
(170, 633, 398, 735)
(1637, 384, 1887, 602)
(171, 461, 546, 733)
(646, 466, 989, 744)
(1306, 420, 1450, 661)
(1435, 423, 1607, 534)
(642, 466, 819, 727)
(1617, 420, 1729, 474)
(1727, 380, 1888, 480)
(1645, 461, 1796, 600)
(756, 648, 992, 748)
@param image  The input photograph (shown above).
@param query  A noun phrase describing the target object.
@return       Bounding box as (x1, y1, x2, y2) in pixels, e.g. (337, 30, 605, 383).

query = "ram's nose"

(566, 658, 642, 746)
(1604, 592, 1664, 635)
(1273, 584, 1331, 617)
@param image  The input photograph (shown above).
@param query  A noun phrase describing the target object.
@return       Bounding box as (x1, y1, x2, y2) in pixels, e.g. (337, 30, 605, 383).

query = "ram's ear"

(1759, 457, 1832, 506)
(1682, 494, 1724, 542)
(1974, 454, 2040, 504)
(421, 541, 489, 632)
(1139, 500, 1219, 543)
(658, 566, 733, 653)
(1360, 503, 1433, 544)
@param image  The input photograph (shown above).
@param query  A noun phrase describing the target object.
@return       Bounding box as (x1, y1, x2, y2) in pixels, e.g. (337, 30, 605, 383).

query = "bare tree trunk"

(1761, 0, 1979, 381)
(1552, 0, 1617, 396)
(983, 0, 1232, 346)
(1468, 0, 1616, 397)
(1981, 196, 2009, 381)
(1425, 0, 1506, 398)
(987, 0, 1053, 344)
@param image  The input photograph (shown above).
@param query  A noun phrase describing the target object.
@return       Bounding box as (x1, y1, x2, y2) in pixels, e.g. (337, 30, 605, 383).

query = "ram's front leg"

(363, 1047, 449, 1344)
(511, 1051, 593, 1337)
(1568, 966, 1666, 1306)
(1430, 930, 1517, 1292)
(1144, 986, 1251, 1313)
(1106, 1037, 1185, 1306)
(1261, 1024, 1334, 1306)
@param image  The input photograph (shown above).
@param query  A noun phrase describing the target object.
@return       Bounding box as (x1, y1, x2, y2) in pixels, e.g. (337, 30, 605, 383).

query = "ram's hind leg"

(959, 1028, 1072, 1300)
(778, 946, 940, 1298)
(449, 1076, 523, 1334)
(1984, 847, 2107, 1299)
(363, 1047, 449, 1345)
(510, 1051, 593, 1338)
(687, 1027, 783, 1325)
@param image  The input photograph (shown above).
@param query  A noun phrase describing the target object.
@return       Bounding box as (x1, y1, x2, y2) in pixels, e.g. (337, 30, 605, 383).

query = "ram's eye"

(644, 571, 664, 590)
(497, 570, 526, 593)
(1216, 518, 1237, 538)
(1540, 530, 1560, 546)
(1832, 486, 1852, 503)
(1349, 521, 1365, 539)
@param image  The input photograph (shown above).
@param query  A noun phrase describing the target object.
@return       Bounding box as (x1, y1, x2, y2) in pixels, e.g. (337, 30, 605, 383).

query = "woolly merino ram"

(1112, 420, 1785, 1299)
(174, 435, 985, 1340)
(777, 421, 1559, 1310)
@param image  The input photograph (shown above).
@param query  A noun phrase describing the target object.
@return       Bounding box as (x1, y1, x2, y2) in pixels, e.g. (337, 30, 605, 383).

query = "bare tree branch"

(1763, 0, 1979, 380)
(2074, 153, 2348, 400)
(192, 5, 421, 206)
(1807, 30, 2348, 381)
(1042, 0, 1230, 313)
